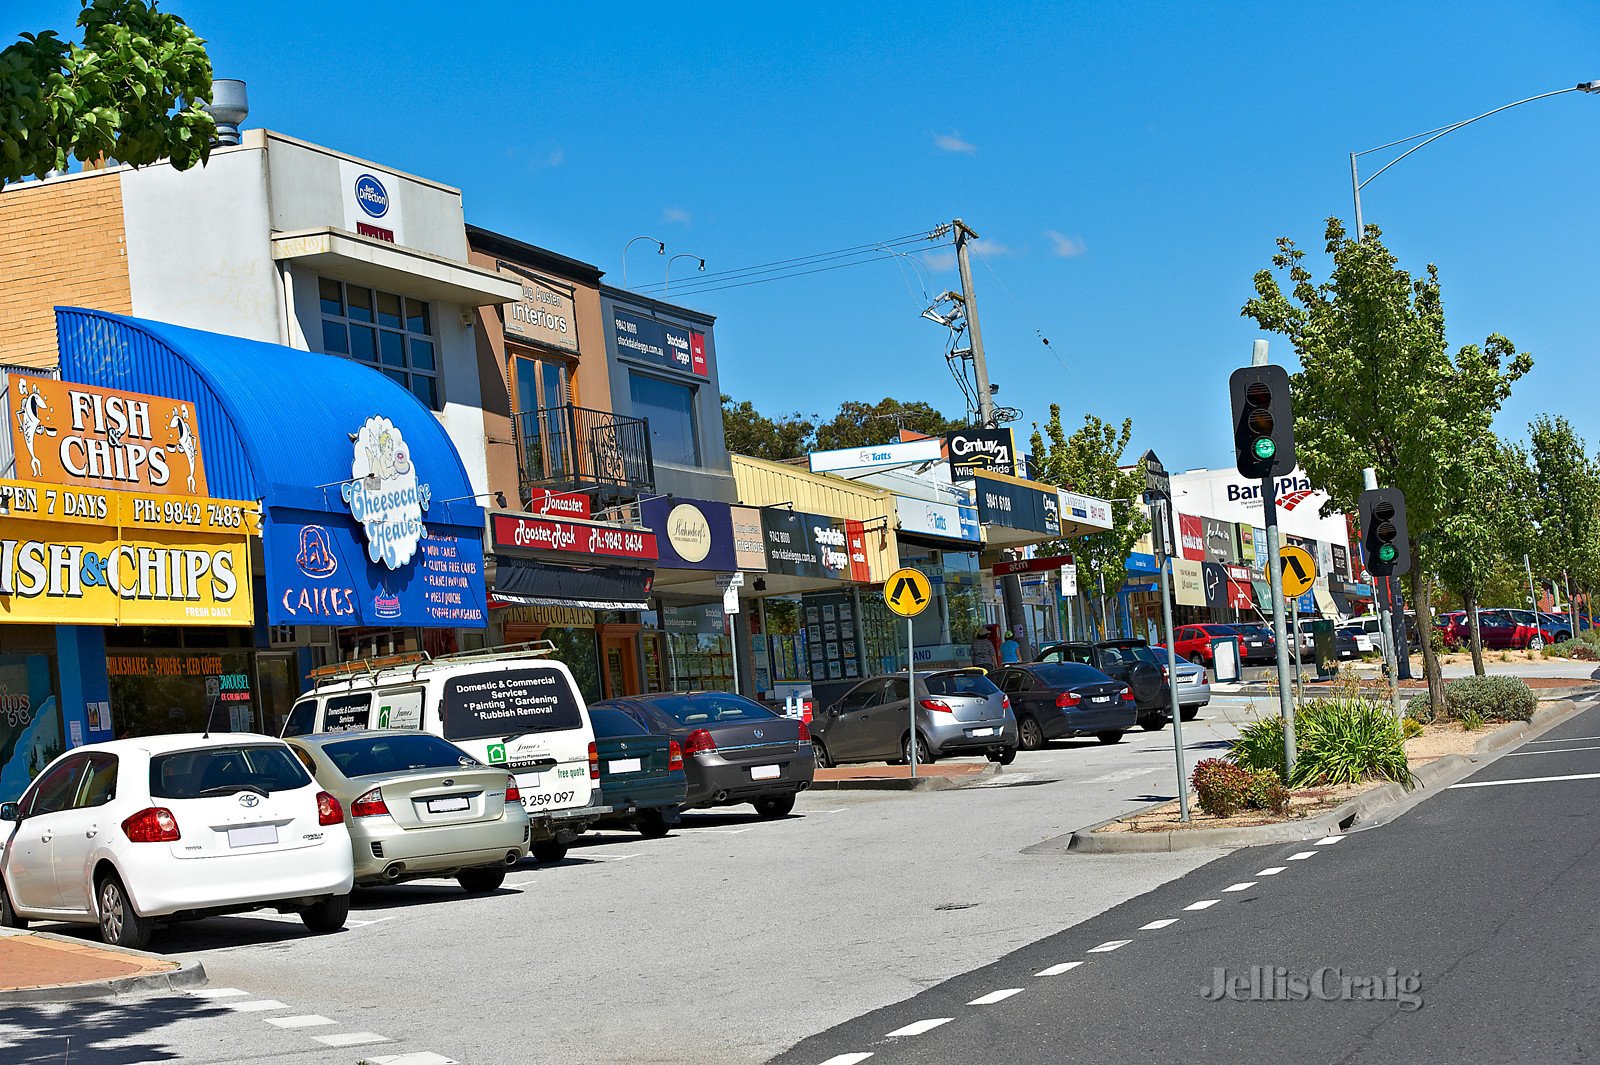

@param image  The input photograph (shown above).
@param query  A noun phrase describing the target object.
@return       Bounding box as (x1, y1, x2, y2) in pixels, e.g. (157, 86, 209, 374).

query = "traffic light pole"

(1262, 485, 1297, 780)
(1363, 467, 1403, 717)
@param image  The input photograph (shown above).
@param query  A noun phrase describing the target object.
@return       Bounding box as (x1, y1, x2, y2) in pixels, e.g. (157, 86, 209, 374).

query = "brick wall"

(0, 172, 132, 367)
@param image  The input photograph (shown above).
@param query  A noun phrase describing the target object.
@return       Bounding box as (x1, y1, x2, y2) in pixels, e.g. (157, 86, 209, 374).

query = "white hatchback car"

(0, 734, 355, 950)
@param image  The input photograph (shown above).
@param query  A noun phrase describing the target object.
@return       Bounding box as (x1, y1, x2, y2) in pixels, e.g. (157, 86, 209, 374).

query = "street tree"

(1434, 439, 1521, 675)
(812, 398, 964, 452)
(1523, 415, 1600, 630)
(1242, 219, 1532, 713)
(720, 394, 816, 461)
(1027, 407, 1149, 638)
(0, 0, 214, 187)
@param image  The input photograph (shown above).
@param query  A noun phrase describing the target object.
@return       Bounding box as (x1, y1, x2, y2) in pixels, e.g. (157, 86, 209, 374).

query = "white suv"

(1, 734, 354, 949)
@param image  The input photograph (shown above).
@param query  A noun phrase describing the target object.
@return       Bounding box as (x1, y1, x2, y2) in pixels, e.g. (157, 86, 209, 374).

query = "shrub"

(1232, 698, 1412, 789)
(1232, 715, 1287, 779)
(1545, 639, 1600, 661)
(1192, 758, 1252, 818)
(1580, 627, 1600, 649)
(1405, 695, 1434, 723)
(1401, 716, 1424, 740)
(1246, 768, 1290, 815)
(1440, 675, 1535, 723)
(1458, 709, 1484, 731)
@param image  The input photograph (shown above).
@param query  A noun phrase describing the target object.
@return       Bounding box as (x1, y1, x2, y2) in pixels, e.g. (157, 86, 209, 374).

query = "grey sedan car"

(811, 669, 1018, 767)
(1151, 647, 1210, 722)
(287, 730, 529, 892)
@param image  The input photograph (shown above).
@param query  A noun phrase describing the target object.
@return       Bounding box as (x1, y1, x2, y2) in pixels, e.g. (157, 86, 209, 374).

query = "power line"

(972, 245, 1072, 377)
(635, 230, 940, 295)
(646, 246, 944, 296)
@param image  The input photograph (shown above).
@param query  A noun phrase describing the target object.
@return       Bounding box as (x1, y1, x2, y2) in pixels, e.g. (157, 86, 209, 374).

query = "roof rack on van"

(306, 640, 559, 684)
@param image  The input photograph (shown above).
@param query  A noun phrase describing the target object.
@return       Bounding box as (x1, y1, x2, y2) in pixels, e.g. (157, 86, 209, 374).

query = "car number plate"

(427, 796, 471, 813)
(750, 765, 781, 780)
(227, 824, 277, 848)
(969, 727, 996, 737)
(609, 758, 642, 774)
(1092, 696, 1111, 704)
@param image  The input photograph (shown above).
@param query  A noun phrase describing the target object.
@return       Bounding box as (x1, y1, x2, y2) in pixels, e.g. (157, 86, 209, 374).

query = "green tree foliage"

(1522, 415, 1600, 616)
(1027, 407, 1148, 637)
(812, 398, 965, 453)
(1241, 219, 1531, 712)
(0, 0, 214, 186)
(1434, 440, 1522, 675)
(720, 394, 816, 462)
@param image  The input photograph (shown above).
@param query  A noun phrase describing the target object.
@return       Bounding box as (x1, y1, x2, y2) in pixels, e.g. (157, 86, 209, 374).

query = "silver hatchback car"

(811, 669, 1018, 767)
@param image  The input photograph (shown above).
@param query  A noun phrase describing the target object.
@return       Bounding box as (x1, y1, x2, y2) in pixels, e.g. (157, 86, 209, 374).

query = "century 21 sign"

(11, 379, 208, 495)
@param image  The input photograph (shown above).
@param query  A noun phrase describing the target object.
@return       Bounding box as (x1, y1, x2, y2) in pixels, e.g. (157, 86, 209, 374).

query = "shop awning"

(271, 228, 523, 307)
(493, 556, 653, 610)
(1313, 586, 1338, 618)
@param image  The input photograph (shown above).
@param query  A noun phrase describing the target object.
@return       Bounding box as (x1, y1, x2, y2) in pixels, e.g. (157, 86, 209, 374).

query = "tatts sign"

(11, 379, 207, 496)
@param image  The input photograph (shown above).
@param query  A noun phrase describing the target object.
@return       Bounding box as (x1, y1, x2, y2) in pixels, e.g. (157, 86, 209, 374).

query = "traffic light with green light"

(1228, 365, 1295, 479)
(1359, 486, 1411, 577)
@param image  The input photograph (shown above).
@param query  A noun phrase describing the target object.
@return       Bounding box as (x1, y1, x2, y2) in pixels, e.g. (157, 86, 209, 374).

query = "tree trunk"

(1465, 585, 1485, 676)
(1409, 548, 1445, 716)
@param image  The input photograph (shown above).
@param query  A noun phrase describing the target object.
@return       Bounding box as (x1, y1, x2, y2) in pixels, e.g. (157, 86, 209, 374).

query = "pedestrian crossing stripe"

(884, 567, 932, 617)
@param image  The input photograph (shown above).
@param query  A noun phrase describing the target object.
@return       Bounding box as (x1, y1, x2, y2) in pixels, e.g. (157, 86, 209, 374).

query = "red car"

(1437, 609, 1553, 650)
(1173, 623, 1274, 665)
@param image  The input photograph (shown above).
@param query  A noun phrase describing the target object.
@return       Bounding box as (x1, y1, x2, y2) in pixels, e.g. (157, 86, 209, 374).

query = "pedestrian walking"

(1001, 630, 1022, 664)
(971, 627, 998, 670)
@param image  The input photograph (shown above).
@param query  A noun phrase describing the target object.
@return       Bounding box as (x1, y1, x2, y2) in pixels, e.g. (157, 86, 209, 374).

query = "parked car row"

(1435, 608, 1557, 650)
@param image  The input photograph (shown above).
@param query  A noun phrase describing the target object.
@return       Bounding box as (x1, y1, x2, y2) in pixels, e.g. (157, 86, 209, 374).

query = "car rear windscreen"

(1032, 663, 1110, 687)
(646, 693, 778, 726)
(925, 671, 1002, 697)
(151, 745, 311, 799)
(441, 667, 584, 741)
(321, 734, 478, 777)
(590, 707, 652, 738)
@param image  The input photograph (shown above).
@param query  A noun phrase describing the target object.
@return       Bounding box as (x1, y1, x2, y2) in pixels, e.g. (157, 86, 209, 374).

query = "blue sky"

(10, 1, 1600, 472)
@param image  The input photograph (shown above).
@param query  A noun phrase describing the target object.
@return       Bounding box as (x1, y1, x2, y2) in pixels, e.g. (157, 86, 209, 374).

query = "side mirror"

(0, 802, 19, 822)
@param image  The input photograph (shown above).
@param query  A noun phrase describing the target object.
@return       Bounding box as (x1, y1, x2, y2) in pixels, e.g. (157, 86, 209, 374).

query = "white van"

(282, 643, 603, 863)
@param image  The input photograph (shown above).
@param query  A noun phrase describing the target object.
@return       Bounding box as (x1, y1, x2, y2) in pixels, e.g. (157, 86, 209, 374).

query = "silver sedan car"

(287, 730, 529, 892)
(1153, 647, 1211, 722)
(811, 669, 1018, 767)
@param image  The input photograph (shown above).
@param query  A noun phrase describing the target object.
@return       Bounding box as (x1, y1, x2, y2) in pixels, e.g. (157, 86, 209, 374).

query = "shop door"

(600, 634, 640, 699)
(256, 653, 300, 737)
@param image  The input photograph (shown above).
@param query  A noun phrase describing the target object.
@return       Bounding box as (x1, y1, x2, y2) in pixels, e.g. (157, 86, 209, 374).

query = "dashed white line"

(313, 1032, 392, 1047)
(1527, 735, 1600, 743)
(1315, 836, 1344, 845)
(222, 999, 289, 1012)
(1184, 899, 1220, 910)
(1288, 851, 1317, 860)
(1223, 882, 1257, 892)
(1036, 961, 1084, 976)
(968, 988, 1024, 1005)
(365, 1054, 460, 1065)
(265, 1015, 336, 1029)
(189, 987, 250, 999)
(1450, 771, 1600, 789)
(817, 1054, 874, 1065)
(1087, 939, 1132, 952)
(1257, 866, 1287, 875)
(1509, 745, 1600, 756)
(886, 1018, 953, 1037)
(1140, 918, 1179, 929)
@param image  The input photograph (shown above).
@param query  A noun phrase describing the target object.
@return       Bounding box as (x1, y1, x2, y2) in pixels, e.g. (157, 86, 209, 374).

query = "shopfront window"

(106, 651, 258, 737)
(661, 604, 732, 691)
(0, 653, 62, 805)
(319, 278, 440, 410)
(629, 372, 699, 466)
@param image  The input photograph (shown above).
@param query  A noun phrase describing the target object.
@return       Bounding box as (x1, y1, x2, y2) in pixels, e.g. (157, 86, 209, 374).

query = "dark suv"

(1034, 639, 1171, 731)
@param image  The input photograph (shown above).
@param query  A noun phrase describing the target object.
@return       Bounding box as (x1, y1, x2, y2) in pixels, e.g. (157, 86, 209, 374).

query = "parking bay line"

(1223, 882, 1257, 892)
(968, 988, 1024, 1005)
(1526, 735, 1600, 743)
(366, 1055, 460, 1065)
(313, 1031, 391, 1047)
(1257, 867, 1288, 875)
(222, 999, 290, 1012)
(1287, 851, 1317, 860)
(189, 987, 251, 999)
(817, 1054, 874, 1065)
(1184, 899, 1220, 911)
(1036, 962, 1084, 976)
(1087, 940, 1131, 953)
(1140, 919, 1179, 930)
(886, 1018, 953, 1037)
(1450, 772, 1600, 789)
(1508, 745, 1600, 756)
(266, 1015, 337, 1029)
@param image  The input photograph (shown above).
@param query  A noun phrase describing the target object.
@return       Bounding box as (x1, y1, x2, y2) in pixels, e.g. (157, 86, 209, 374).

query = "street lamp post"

(621, 235, 665, 289)
(1350, 80, 1600, 237)
(664, 253, 705, 295)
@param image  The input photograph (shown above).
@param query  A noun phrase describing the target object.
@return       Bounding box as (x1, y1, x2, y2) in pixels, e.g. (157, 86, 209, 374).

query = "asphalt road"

(0, 696, 1271, 1065)
(774, 694, 1600, 1065)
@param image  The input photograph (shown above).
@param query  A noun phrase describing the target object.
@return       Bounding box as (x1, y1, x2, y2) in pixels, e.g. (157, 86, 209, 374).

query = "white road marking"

(266, 1015, 336, 1029)
(1527, 735, 1600, 743)
(817, 1054, 874, 1065)
(886, 1018, 953, 1037)
(189, 987, 250, 999)
(222, 999, 289, 1012)
(1036, 962, 1084, 976)
(1084, 766, 1162, 784)
(365, 1054, 460, 1065)
(1088, 939, 1131, 952)
(968, 988, 1024, 1005)
(1288, 851, 1317, 860)
(1315, 836, 1344, 845)
(1184, 899, 1220, 910)
(1257, 866, 1287, 875)
(1223, 882, 1257, 892)
(697, 827, 755, 835)
(1450, 772, 1600, 789)
(596, 853, 641, 861)
(1509, 745, 1600, 756)
(313, 1032, 392, 1047)
(1140, 918, 1178, 930)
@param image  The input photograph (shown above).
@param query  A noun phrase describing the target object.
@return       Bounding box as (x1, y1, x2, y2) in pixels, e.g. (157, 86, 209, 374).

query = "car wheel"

(901, 732, 933, 767)
(1018, 716, 1044, 751)
(753, 794, 796, 819)
(0, 877, 27, 930)
(1180, 705, 1199, 722)
(1096, 731, 1124, 745)
(300, 892, 349, 934)
(987, 747, 1017, 766)
(1529, 636, 1546, 650)
(811, 740, 833, 769)
(531, 839, 570, 864)
(636, 809, 671, 838)
(96, 872, 152, 950)
(1140, 716, 1167, 731)
(1189, 653, 1205, 666)
(457, 866, 508, 893)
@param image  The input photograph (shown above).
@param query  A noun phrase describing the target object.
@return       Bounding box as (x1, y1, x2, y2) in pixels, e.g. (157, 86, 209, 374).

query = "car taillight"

(317, 791, 344, 826)
(797, 721, 810, 743)
(1056, 691, 1082, 708)
(684, 729, 716, 756)
(919, 699, 953, 713)
(1001, 695, 1011, 710)
(668, 740, 684, 771)
(350, 787, 388, 818)
(121, 807, 180, 843)
(1121, 687, 1136, 702)
(504, 776, 521, 803)
(1202, 669, 1208, 683)
(588, 741, 600, 780)
(1162, 666, 1170, 681)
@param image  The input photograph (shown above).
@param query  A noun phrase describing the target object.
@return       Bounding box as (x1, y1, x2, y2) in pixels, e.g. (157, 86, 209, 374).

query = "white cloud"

(663, 206, 692, 225)
(934, 130, 977, 155)
(1046, 230, 1087, 258)
(543, 146, 565, 168)
(973, 238, 1020, 257)
(920, 249, 956, 271)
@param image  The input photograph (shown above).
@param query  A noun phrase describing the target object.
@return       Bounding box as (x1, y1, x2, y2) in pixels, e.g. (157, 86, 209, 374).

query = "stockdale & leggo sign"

(342, 416, 431, 569)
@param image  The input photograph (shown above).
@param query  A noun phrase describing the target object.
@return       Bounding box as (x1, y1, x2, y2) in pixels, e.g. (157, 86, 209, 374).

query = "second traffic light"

(1228, 365, 1295, 479)
(1359, 486, 1411, 577)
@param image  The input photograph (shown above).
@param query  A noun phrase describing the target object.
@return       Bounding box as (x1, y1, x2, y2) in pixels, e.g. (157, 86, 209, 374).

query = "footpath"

(0, 927, 203, 1002)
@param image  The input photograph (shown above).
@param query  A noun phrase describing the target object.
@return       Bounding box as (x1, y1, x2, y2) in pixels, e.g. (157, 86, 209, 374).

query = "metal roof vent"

(202, 80, 249, 146)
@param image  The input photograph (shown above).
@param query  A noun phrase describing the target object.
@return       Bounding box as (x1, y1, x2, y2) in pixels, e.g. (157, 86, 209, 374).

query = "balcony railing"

(515, 404, 654, 502)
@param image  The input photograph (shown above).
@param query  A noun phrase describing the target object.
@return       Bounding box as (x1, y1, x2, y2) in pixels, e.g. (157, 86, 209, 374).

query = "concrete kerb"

(0, 928, 207, 1003)
(808, 762, 1002, 792)
(1034, 697, 1589, 855)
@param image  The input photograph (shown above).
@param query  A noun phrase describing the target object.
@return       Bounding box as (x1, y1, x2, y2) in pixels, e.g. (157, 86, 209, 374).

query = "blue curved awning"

(54, 308, 487, 628)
